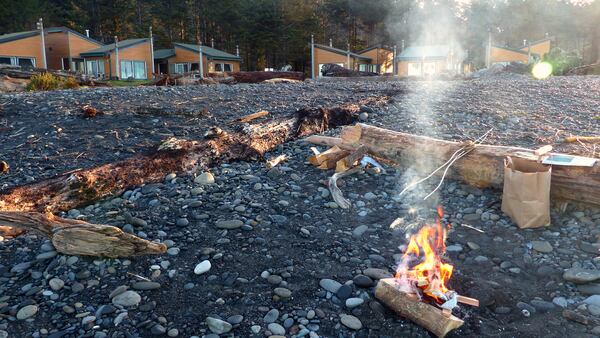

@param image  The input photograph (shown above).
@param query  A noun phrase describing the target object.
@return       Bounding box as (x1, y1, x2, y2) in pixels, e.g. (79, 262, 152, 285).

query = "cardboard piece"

(501, 157, 551, 228)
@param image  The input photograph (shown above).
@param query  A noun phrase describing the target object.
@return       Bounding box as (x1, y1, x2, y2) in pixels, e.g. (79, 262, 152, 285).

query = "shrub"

(26, 73, 81, 91)
(543, 48, 582, 75)
(26, 72, 61, 91)
(62, 76, 80, 89)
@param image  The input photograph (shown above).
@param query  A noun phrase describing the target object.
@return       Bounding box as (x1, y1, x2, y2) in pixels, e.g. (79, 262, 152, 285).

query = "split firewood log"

(308, 146, 351, 169)
(0, 212, 166, 258)
(336, 145, 368, 172)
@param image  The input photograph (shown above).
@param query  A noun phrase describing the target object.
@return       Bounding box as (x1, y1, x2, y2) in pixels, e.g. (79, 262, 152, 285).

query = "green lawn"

(107, 80, 152, 87)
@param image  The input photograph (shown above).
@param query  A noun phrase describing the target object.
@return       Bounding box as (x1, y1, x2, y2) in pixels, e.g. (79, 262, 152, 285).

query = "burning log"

(0, 212, 166, 258)
(322, 123, 600, 206)
(375, 278, 464, 338)
(0, 97, 389, 215)
(308, 146, 351, 169)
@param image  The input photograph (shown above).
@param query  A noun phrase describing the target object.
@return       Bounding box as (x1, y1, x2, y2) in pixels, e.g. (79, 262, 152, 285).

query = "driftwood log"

(307, 123, 600, 206)
(221, 71, 305, 83)
(0, 212, 166, 257)
(0, 98, 388, 216)
(375, 278, 464, 338)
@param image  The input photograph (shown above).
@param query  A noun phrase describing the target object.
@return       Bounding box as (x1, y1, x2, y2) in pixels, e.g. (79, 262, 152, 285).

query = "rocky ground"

(1, 76, 600, 338)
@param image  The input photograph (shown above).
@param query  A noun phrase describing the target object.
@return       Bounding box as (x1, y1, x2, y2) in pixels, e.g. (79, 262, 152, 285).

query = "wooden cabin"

(396, 45, 461, 77)
(312, 44, 372, 78)
(0, 30, 44, 69)
(357, 46, 394, 74)
(488, 37, 552, 66)
(44, 27, 103, 72)
(154, 43, 241, 76)
(80, 38, 153, 80)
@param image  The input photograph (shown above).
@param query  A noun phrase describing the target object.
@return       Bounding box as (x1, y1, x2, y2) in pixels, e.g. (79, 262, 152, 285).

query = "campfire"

(375, 207, 479, 338)
(395, 207, 455, 306)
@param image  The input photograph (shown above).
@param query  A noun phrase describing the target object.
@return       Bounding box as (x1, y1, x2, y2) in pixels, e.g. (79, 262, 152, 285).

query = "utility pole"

(198, 41, 204, 79)
(149, 26, 155, 76)
(393, 45, 397, 75)
(236, 45, 239, 57)
(36, 18, 47, 69)
(486, 31, 492, 68)
(347, 42, 351, 70)
(310, 34, 315, 79)
(114, 36, 120, 79)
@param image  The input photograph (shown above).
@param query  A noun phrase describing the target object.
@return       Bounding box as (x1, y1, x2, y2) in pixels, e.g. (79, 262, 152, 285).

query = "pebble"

(194, 260, 212, 275)
(176, 218, 189, 227)
(264, 308, 279, 323)
(49, 278, 65, 291)
(195, 172, 215, 185)
(363, 268, 393, 280)
(16, 304, 38, 320)
(340, 314, 362, 330)
(274, 287, 292, 298)
(319, 279, 342, 293)
(151, 324, 167, 335)
(531, 240, 553, 253)
(352, 225, 369, 238)
(167, 328, 179, 337)
(132, 281, 161, 290)
(112, 290, 141, 307)
(216, 220, 243, 229)
(584, 295, 600, 308)
(206, 317, 232, 334)
(268, 323, 286, 335)
(353, 275, 373, 288)
(346, 298, 364, 308)
(563, 268, 600, 284)
(552, 297, 568, 308)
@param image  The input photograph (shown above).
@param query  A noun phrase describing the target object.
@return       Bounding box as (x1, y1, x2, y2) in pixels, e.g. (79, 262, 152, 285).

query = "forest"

(0, 0, 598, 72)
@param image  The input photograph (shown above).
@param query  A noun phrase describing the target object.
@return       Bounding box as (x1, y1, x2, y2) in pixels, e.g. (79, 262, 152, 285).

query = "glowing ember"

(395, 207, 454, 303)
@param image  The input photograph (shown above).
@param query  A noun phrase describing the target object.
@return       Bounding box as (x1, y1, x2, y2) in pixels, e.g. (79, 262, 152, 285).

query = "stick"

(328, 166, 362, 209)
(336, 145, 368, 172)
(266, 154, 287, 169)
(564, 136, 600, 144)
(233, 110, 269, 124)
(456, 295, 479, 307)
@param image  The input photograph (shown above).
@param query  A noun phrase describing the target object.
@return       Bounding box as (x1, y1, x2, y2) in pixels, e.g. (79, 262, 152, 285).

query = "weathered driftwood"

(564, 136, 600, 144)
(0, 212, 166, 257)
(233, 110, 269, 124)
(224, 71, 305, 83)
(375, 278, 464, 338)
(328, 123, 600, 206)
(0, 97, 388, 215)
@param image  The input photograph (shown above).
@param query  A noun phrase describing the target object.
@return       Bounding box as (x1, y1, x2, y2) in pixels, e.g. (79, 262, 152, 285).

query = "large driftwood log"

(0, 212, 166, 257)
(0, 97, 388, 215)
(213, 71, 305, 83)
(336, 123, 600, 206)
(375, 278, 464, 338)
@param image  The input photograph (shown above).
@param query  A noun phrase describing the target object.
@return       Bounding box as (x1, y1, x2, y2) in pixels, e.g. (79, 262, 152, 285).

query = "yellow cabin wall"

(0, 34, 44, 67)
(358, 48, 394, 74)
(490, 47, 529, 64)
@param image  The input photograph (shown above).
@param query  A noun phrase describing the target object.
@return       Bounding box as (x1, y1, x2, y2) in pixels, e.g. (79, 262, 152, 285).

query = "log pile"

(320, 64, 378, 77)
(306, 123, 600, 206)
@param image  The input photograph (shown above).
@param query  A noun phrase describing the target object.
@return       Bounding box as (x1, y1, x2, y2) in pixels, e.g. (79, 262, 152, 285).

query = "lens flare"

(532, 62, 553, 79)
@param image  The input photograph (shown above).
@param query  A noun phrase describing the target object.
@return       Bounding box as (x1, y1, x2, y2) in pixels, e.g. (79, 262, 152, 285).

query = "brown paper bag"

(501, 157, 551, 228)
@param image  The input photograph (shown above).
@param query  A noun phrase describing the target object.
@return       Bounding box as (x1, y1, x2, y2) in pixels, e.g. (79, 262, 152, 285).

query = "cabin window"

(85, 60, 105, 77)
(213, 63, 232, 73)
(120, 60, 146, 79)
(174, 63, 189, 74)
(63, 58, 85, 72)
(407, 62, 421, 76)
(423, 62, 436, 75)
(0, 56, 36, 68)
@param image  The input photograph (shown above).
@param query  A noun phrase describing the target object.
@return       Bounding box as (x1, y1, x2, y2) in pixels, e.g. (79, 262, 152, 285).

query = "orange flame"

(395, 206, 453, 302)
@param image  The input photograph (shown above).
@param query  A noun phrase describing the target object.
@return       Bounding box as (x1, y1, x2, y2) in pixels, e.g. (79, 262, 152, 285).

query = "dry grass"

(26, 73, 80, 91)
